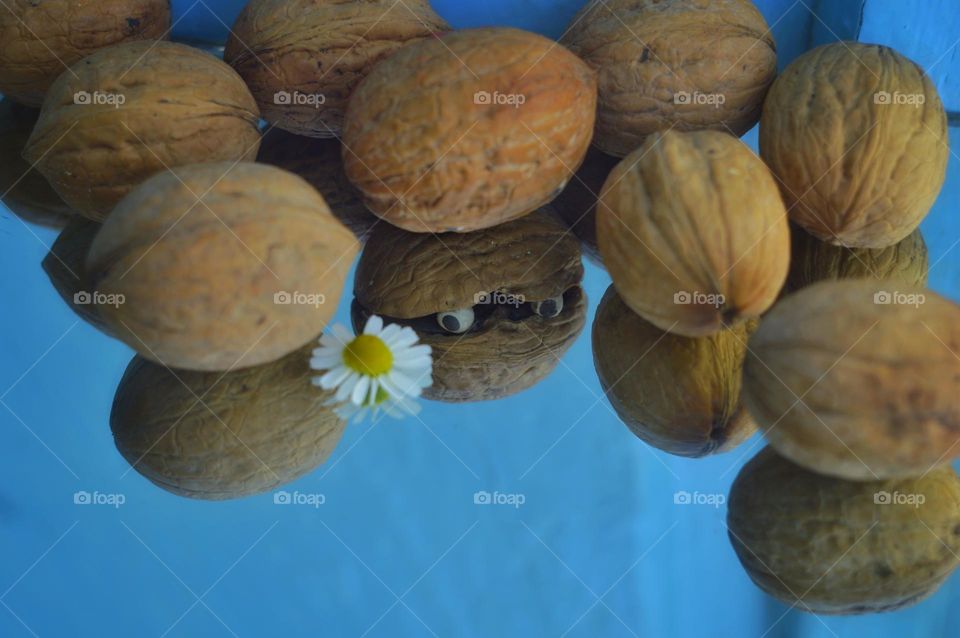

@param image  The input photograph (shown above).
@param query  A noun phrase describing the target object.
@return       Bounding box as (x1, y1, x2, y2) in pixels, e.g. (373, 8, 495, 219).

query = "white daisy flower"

(310, 315, 433, 422)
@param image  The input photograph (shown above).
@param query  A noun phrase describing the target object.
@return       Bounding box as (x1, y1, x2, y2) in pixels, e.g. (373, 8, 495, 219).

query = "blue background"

(1, 1, 959, 636)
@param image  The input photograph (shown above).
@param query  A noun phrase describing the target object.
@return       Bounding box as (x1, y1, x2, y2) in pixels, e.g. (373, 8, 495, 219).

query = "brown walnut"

(111, 344, 346, 500)
(23, 40, 261, 221)
(42, 217, 111, 335)
(225, 0, 450, 138)
(352, 210, 585, 402)
(550, 146, 619, 267)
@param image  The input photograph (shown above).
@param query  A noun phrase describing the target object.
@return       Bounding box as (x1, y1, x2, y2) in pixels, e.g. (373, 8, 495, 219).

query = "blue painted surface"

(0, 1, 958, 637)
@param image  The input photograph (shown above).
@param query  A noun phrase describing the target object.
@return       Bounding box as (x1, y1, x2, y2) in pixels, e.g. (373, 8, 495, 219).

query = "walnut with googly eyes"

(352, 210, 586, 402)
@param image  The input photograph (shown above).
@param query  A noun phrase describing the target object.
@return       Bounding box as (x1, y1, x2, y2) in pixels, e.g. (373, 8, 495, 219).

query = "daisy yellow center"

(343, 335, 393, 376)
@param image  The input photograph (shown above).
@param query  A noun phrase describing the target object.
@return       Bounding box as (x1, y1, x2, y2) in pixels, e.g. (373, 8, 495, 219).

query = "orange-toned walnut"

(597, 130, 789, 337)
(561, 0, 776, 157)
(225, 0, 449, 137)
(0, 0, 171, 107)
(23, 40, 261, 221)
(343, 27, 597, 233)
(760, 43, 948, 248)
(86, 162, 358, 372)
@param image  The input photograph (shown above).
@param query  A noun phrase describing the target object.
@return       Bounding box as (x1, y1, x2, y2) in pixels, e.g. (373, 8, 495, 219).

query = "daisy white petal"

(363, 315, 384, 335)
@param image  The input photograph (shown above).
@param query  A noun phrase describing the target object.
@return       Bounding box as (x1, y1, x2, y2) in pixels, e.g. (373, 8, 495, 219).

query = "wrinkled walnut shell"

(343, 27, 597, 233)
(598, 130, 789, 337)
(744, 279, 960, 480)
(256, 128, 378, 242)
(561, 0, 776, 157)
(87, 162, 358, 372)
(0, 98, 74, 228)
(353, 211, 586, 402)
(729, 447, 960, 614)
(23, 40, 261, 221)
(785, 225, 928, 295)
(111, 344, 346, 500)
(225, 0, 449, 138)
(592, 285, 756, 456)
(0, 0, 171, 107)
(551, 146, 619, 266)
(42, 218, 112, 334)
(760, 43, 948, 248)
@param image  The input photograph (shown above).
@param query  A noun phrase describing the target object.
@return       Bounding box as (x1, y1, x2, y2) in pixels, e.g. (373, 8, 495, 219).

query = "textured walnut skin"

(225, 0, 449, 138)
(343, 27, 597, 233)
(729, 448, 960, 614)
(760, 43, 948, 248)
(353, 211, 586, 402)
(86, 162, 359, 372)
(561, 0, 775, 157)
(111, 345, 346, 500)
(0, 98, 74, 228)
(551, 146, 619, 267)
(0, 0, 171, 107)
(23, 40, 261, 221)
(42, 218, 112, 334)
(598, 130, 789, 337)
(744, 279, 960, 481)
(592, 285, 756, 457)
(785, 225, 928, 295)
(257, 128, 378, 242)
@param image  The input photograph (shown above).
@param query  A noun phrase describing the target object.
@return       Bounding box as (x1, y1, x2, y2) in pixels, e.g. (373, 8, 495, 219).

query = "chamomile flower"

(311, 315, 432, 422)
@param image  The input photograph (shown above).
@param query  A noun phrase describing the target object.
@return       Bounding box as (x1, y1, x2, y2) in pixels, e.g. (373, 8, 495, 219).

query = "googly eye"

(437, 307, 475, 334)
(533, 295, 564, 318)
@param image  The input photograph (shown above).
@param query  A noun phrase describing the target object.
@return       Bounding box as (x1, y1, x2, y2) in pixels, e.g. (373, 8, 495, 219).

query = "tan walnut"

(23, 40, 261, 221)
(343, 27, 597, 233)
(597, 129, 789, 337)
(225, 0, 450, 138)
(352, 210, 585, 402)
(560, 0, 776, 157)
(86, 162, 358, 372)
(729, 447, 960, 614)
(593, 285, 756, 456)
(111, 344, 346, 500)
(744, 279, 960, 481)
(256, 128, 379, 242)
(0, 0, 171, 107)
(760, 42, 948, 248)
(785, 225, 928, 295)
(0, 98, 74, 229)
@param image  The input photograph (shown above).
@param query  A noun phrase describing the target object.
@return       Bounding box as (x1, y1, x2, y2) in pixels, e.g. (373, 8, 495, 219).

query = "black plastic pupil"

(538, 300, 558, 317)
(441, 315, 461, 332)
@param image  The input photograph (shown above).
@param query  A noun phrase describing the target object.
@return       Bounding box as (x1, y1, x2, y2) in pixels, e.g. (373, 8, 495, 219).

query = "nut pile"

(4, 0, 959, 612)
